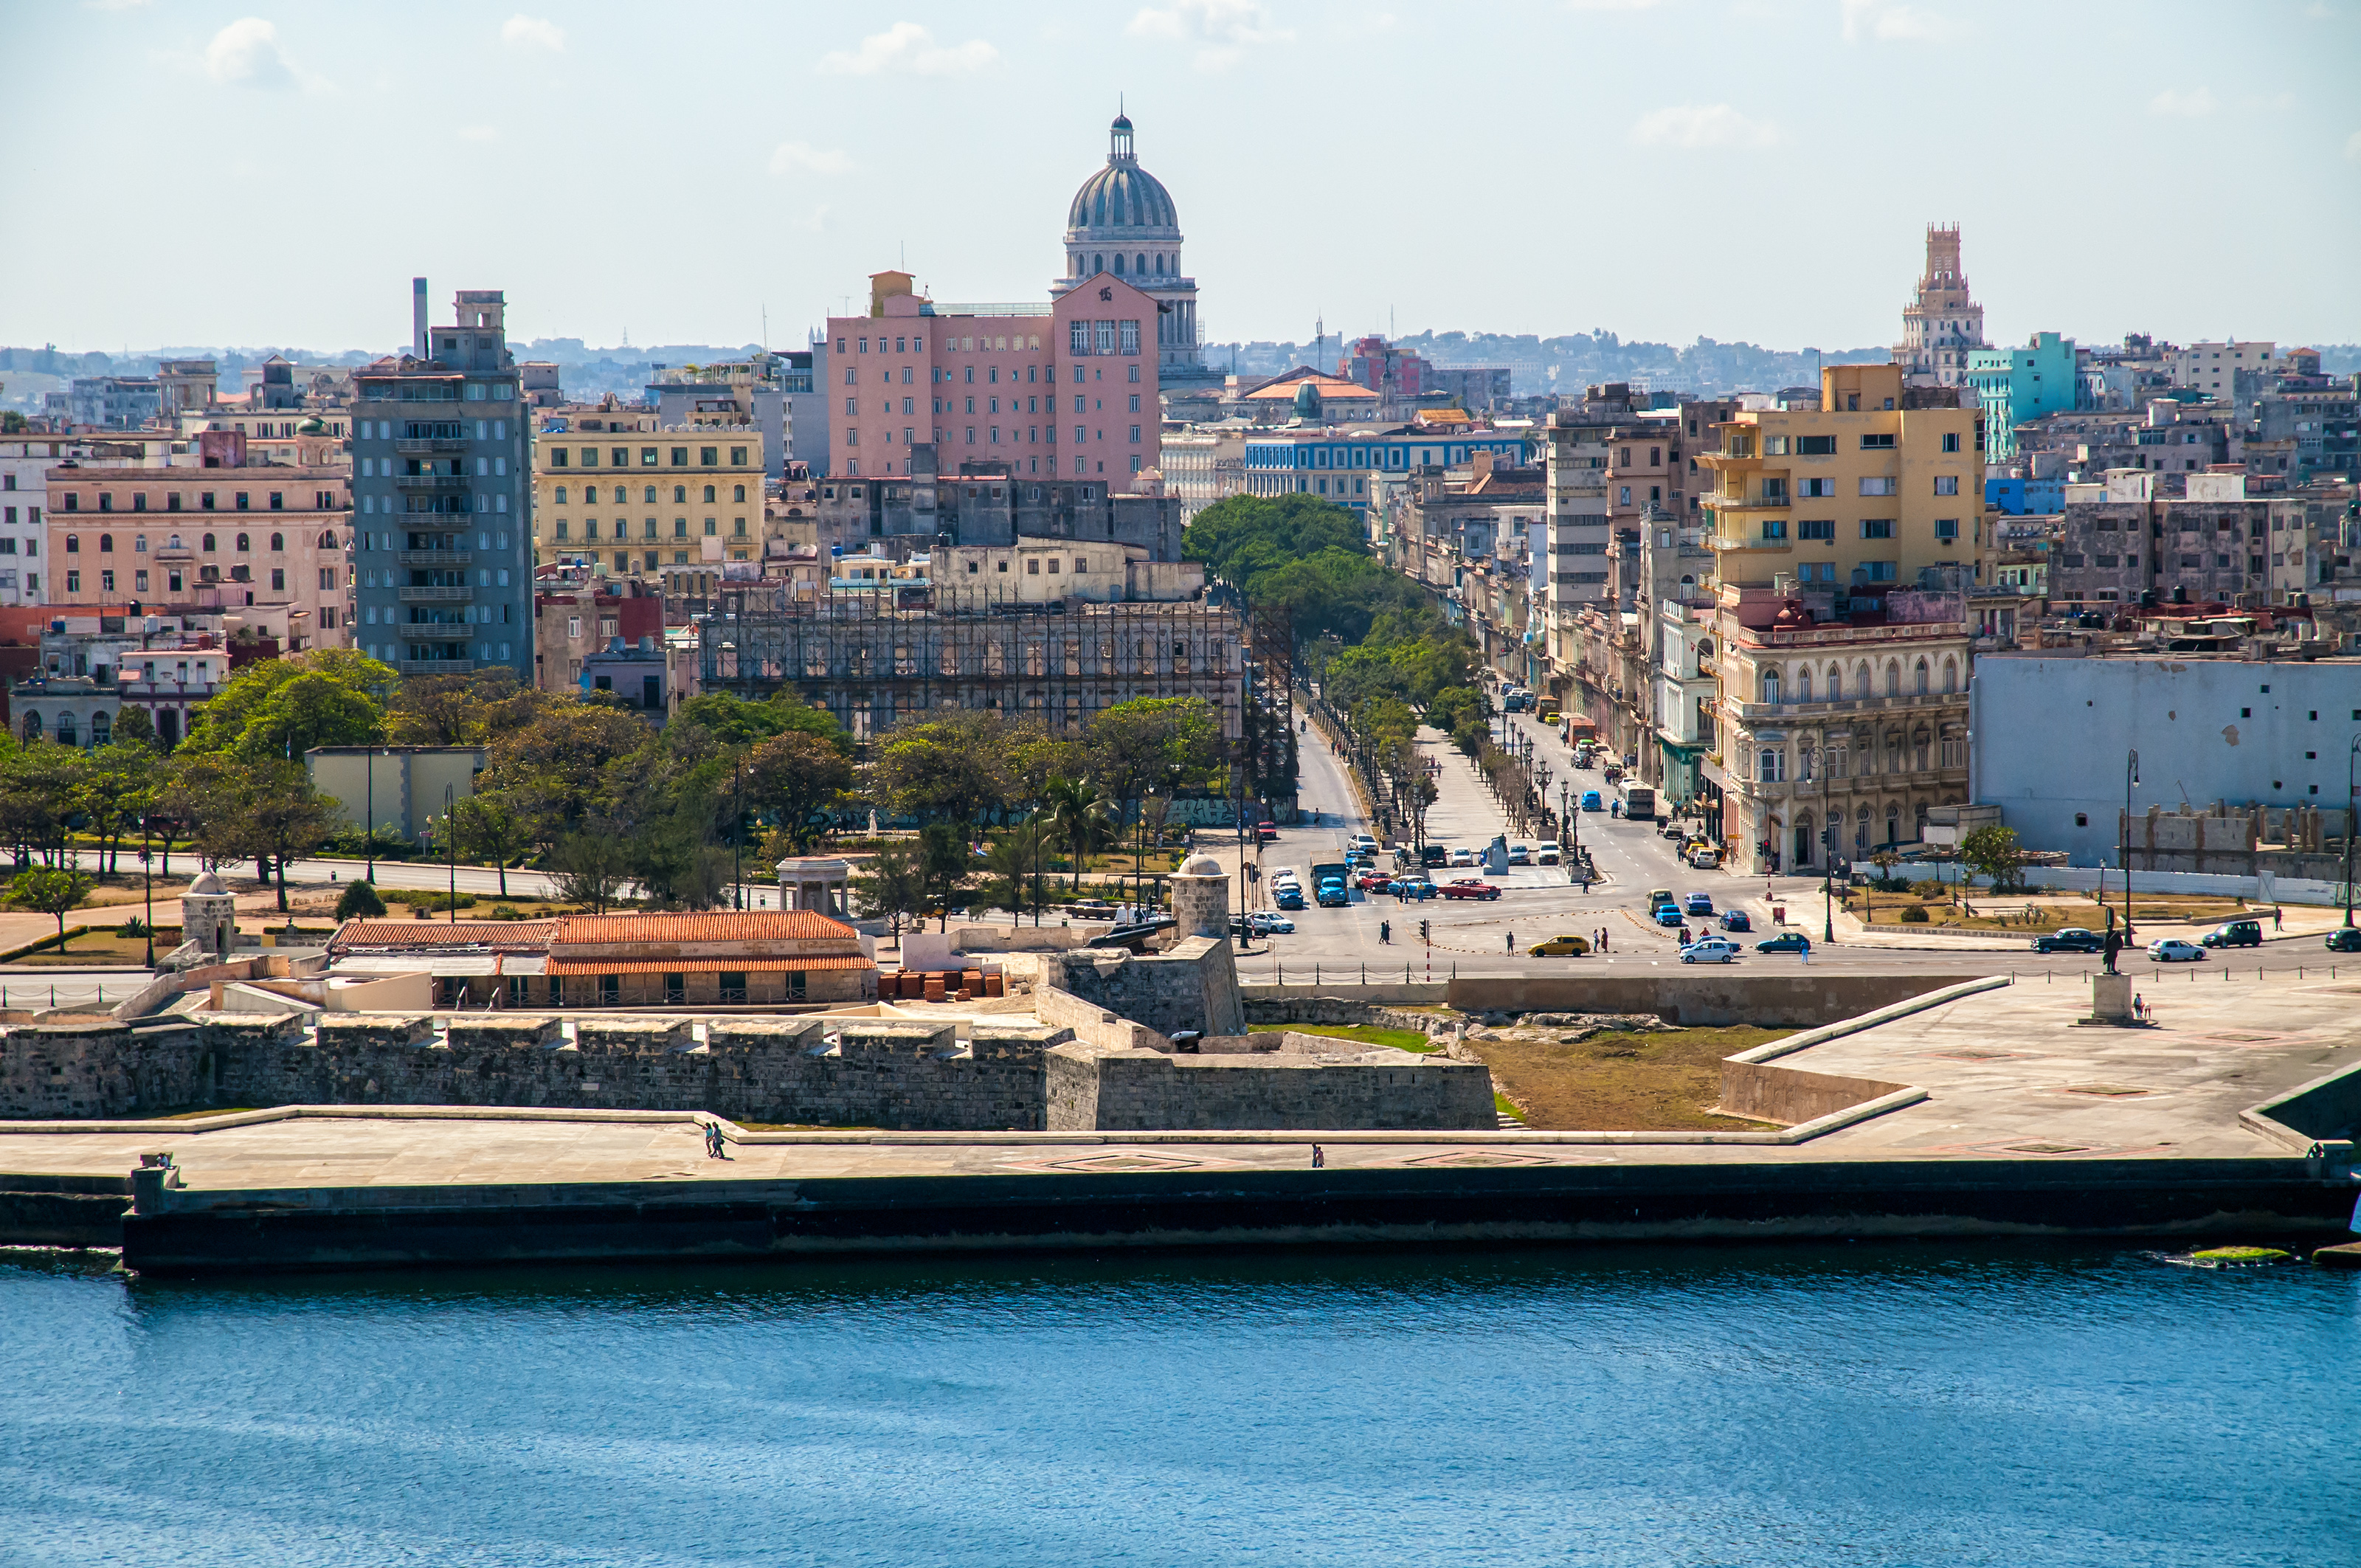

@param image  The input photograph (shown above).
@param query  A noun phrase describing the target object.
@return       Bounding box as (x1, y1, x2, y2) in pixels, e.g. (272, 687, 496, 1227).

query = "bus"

(1617, 780, 1656, 821)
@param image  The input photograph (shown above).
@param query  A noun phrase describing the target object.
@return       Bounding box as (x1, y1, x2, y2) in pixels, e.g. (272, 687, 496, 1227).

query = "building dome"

(1065, 114, 1180, 239)
(1178, 852, 1226, 878)
(187, 870, 227, 897)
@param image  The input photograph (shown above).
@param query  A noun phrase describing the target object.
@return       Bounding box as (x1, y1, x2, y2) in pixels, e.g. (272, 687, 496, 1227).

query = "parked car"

(2326, 928, 2361, 953)
(1248, 911, 1295, 934)
(1720, 909, 1752, 933)
(1679, 937, 1741, 964)
(2148, 938, 2208, 963)
(2031, 928, 2104, 954)
(1527, 933, 1592, 956)
(1447, 847, 1477, 867)
(1440, 879, 1501, 901)
(1686, 846, 1722, 869)
(2200, 919, 2263, 948)
(1653, 905, 1687, 928)
(1683, 892, 1715, 916)
(1756, 932, 1811, 954)
(1507, 843, 1532, 866)
(1536, 841, 1560, 865)
(1581, 790, 1604, 811)
(1660, 821, 1686, 840)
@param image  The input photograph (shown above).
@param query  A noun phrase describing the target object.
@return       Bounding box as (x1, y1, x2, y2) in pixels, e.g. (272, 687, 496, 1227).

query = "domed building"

(1054, 113, 1211, 385)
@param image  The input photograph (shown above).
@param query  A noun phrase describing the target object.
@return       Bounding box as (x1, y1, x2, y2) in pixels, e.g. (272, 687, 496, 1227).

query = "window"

(1859, 477, 1896, 497)
(1861, 519, 1894, 539)
(1798, 519, 1835, 541)
(1761, 519, 1787, 540)
(641, 448, 659, 467)
(1800, 478, 1835, 498)
(1797, 436, 1837, 455)
(1942, 432, 1961, 453)
(1935, 518, 1959, 542)
(730, 447, 747, 466)
(1859, 433, 1895, 450)
(1933, 474, 1959, 496)
(1757, 747, 1786, 783)
(699, 446, 717, 466)
(66, 570, 80, 593)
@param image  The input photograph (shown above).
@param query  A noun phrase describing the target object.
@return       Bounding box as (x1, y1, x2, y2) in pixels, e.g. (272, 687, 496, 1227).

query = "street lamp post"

(364, 748, 376, 883)
(444, 783, 457, 926)
(1820, 723, 1834, 943)
(141, 812, 154, 970)
(2120, 749, 2139, 944)
(732, 759, 744, 911)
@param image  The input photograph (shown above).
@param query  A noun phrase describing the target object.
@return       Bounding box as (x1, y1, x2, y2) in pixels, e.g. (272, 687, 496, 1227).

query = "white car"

(1535, 841, 1560, 865)
(1508, 843, 1532, 865)
(1679, 937, 1741, 964)
(2147, 938, 2207, 963)
(1349, 835, 1377, 854)
(1248, 911, 1295, 934)
(1268, 867, 1299, 888)
(1447, 847, 1476, 867)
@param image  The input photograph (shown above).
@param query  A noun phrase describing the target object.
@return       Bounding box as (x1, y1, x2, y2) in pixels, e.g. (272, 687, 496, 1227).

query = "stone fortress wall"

(0, 1009, 1494, 1132)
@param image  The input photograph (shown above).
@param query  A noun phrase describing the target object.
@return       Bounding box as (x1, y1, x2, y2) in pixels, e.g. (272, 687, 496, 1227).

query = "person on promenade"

(1311, 1144, 1326, 1169)
(1506, 932, 1515, 953)
(2273, 907, 2282, 933)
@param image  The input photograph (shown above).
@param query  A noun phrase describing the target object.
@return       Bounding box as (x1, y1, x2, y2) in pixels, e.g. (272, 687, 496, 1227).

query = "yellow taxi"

(1527, 933, 1592, 956)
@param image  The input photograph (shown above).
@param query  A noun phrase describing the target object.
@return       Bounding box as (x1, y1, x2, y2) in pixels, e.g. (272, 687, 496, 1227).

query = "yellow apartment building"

(531, 409, 764, 578)
(1700, 362, 1986, 592)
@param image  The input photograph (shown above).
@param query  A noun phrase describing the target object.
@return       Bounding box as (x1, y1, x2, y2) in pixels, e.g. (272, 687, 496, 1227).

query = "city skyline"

(2, 1, 2356, 355)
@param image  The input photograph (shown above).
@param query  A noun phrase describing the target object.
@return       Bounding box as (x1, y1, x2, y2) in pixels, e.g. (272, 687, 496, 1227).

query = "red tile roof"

(545, 955, 874, 975)
(333, 919, 559, 950)
(551, 911, 857, 944)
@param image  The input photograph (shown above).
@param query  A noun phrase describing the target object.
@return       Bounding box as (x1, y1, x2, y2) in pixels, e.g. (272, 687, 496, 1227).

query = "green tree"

(242, 761, 339, 912)
(478, 700, 651, 848)
(335, 880, 388, 920)
(1087, 697, 1223, 833)
(1960, 823, 2026, 896)
(7, 866, 91, 950)
(384, 668, 550, 746)
(868, 711, 1012, 826)
(111, 705, 157, 751)
(1042, 776, 1116, 890)
(550, 829, 628, 913)
(185, 649, 395, 756)
(847, 841, 926, 946)
(918, 821, 971, 931)
(671, 691, 854, 754)
(980, 818, 1052, 925)
(451, 792, 526, 897)
(745, 731, 857, 851)
(72, 742, 156, 875)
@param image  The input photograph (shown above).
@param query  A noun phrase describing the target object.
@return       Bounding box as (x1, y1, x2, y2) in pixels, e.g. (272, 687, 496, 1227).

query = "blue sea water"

(0, 1243, 2354, 1567)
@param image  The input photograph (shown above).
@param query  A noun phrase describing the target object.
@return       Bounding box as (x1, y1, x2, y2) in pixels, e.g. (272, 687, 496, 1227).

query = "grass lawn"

(4, 930, 170, 967)
(1289, 1023, 1440, 1053)
(1463, 1024, 1791, 1132)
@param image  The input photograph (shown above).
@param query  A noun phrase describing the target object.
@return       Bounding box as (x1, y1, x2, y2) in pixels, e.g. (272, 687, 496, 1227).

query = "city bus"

(1617, 780, 1656, 821)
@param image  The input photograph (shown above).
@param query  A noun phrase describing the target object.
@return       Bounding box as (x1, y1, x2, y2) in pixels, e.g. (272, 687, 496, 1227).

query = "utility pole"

(445, 783, 457, 925)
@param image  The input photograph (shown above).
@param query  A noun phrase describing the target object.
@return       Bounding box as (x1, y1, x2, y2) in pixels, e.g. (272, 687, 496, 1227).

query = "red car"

(1356, 871, 1394, 893)
(1440, 879, 1501, 901)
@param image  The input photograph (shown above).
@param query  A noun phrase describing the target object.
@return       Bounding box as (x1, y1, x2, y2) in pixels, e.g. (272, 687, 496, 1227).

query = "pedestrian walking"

(2133, 992, 2148, 1022)
(1800, 935, 1811, 965)
(2272, 906, 2282, 933)
(1311, 1143, 1326, 1169)
(1380, 921, 1391, 944)
(1506, 931, 1515, 953)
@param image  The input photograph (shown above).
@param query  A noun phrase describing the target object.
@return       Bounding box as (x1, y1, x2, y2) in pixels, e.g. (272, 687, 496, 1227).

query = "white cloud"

(204, 18, 301, 89)
(1629, 103, 1780, 149)
(459, 125, 501, 143)
(501, 15, 564, 52)
(2149, 86, 2216, 117)
(2345, 129, 2361, 162)
(1129, 1, 1293, 69)
(818, 22, 998, 76)
(769, 141, 851, 176)
(1840, 0, 1961, 44)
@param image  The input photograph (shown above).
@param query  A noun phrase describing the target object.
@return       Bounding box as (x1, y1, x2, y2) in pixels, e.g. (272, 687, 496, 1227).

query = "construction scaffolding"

(1245, 601, 1296, 807)
(695, 583, 1246, 747)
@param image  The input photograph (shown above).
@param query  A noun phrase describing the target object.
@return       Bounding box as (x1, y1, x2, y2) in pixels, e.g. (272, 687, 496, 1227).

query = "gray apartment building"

(348, 281, 534, 681)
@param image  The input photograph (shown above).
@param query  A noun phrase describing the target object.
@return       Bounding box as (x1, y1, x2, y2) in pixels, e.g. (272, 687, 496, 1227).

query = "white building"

(1968, 652, 2361, 864)
(2169, 341, 2274, 398)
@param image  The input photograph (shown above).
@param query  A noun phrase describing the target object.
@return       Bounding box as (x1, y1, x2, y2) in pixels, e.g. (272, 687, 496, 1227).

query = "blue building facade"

(1964, 331, 2078, 460)
(1240, 426, 1528, 510)
(1985, 476, 2065, 515)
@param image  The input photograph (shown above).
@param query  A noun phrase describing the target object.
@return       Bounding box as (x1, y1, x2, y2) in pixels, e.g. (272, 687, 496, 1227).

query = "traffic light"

(1419, 919, 1431, 942)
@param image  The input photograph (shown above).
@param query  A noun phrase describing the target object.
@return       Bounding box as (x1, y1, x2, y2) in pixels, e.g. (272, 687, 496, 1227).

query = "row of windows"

(1756, 656, 1961, 703)
(61, 490, 335, 513)
(545, 446, 749, 469)
(64, 531, 338, 554)
(843, 334, 1046, 354)
(846, 425, 1144, 446)
(66, 565, 316, 593)
(357, 418, 507, 441)
(1756, 519, 1960, 542)
(548, 517, 749, 542)
(1247, 441, 1522, 471)
(1752, 736, 1966, 782)
(549, 484, 747, 505)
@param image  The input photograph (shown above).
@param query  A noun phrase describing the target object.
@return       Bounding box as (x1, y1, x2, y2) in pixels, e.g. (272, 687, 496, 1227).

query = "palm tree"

(1043, 776, 1114, 892)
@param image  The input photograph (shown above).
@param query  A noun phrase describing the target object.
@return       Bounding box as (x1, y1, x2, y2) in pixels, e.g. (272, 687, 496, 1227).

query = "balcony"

(398, 549, 473, 567)
(1711, 489, 1791, 511)
(398, 585, 473, 603)
(395, 438, 470, 455)
(1722, 691, 1971, 723)
(397, 658, 476, 675)
(398, 621, 473, 638)
(393, 472, 471, 491)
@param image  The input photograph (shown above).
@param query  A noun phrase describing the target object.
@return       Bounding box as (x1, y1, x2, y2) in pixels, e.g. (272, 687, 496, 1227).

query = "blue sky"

(2, 1, 2355, 355)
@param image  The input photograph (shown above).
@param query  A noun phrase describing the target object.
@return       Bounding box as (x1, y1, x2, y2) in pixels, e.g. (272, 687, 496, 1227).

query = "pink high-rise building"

(822, 114, 1200, 491)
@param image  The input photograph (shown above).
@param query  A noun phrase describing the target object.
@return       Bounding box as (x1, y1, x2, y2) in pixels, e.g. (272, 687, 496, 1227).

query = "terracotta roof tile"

(551, 911, 857, 944)
(545, 955, 874, 975)
(332, 919, 559, 950)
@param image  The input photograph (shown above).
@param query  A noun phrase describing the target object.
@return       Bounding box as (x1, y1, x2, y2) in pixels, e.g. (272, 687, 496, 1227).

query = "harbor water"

(1, 1243, 2353, 1567)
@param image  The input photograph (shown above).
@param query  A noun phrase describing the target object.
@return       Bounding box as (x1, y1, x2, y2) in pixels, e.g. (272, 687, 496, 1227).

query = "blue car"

(1684, 893, 1714, 916)
(1720, 909, 1752, 932)
(1653, 905, 1687, 928)
(1582, 790, 1604, 811)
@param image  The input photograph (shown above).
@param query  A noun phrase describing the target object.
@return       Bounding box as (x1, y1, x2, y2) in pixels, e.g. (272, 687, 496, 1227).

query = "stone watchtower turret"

(181, 869, 238, 959)
(1169, 852, 1231, 942)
